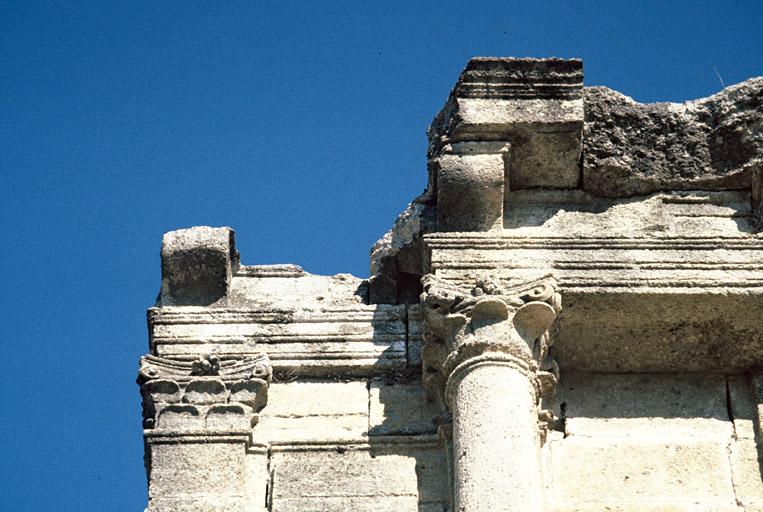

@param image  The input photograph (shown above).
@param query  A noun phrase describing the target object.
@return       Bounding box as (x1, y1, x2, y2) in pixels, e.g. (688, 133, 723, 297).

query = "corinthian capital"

(421, 275, 561, 426)
(138, 353, 272, 435)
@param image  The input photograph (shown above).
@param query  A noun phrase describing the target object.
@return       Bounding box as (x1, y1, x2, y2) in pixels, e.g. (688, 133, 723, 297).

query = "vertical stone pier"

(140, 227, 273, 511)
(422, 276, 561, 511)
(138, 353, 272, 511)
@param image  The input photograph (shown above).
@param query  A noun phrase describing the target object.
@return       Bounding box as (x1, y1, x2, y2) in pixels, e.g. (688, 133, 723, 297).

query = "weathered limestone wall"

(544, 373, 763, 511)
(260, 380, 448, 511)
(136, 57, 762, 511)
(140, 229, 449, 511)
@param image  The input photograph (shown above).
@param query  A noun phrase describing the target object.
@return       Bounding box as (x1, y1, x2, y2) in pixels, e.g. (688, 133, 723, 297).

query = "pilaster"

(138, 353, 272, 511)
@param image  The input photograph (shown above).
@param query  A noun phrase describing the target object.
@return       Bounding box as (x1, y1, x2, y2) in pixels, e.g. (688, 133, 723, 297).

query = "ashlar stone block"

(436, 152, 505, 232)
(254, 381, 369, 442)
(562, 373, 732, 440)
(147, 441, 248, 507)
(369, 381, 441, 436)
(160, 226, 237, 306)
(731, 438, 763, 509)
(547, 437, 737, 509)
(546, 505, 741, 512)
(270, 443, 449, 512)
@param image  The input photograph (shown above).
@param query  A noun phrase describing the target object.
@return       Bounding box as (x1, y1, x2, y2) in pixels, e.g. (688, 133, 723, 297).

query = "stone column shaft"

(422, 276, 560, 512)
(449, 356, 543, 512)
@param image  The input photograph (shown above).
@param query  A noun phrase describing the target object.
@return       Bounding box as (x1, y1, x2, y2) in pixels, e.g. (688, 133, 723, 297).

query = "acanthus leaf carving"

(137, 353, 272, 434)
(421, 274, 561, 441)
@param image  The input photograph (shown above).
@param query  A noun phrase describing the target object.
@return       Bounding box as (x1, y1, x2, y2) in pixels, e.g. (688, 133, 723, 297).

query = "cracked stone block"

(728, 375, 758, 440)
(244, 447, 269, 512)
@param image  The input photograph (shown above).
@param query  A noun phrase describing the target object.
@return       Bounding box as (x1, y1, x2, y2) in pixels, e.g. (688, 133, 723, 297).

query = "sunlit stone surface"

(137, 57, 763, 511)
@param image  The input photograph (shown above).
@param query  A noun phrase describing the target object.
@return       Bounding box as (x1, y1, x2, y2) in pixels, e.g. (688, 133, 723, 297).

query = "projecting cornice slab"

(148, 304, 410, 375)
(422, 230, 763, 372)
(425, 234, 763, 293)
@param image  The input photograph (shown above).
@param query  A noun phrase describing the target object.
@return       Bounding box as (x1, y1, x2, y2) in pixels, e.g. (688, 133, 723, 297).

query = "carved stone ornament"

(421, 274, 561, 438)
(138, 353, 272, 432)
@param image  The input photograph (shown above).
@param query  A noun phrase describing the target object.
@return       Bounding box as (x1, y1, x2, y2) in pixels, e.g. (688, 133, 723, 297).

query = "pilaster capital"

(137, 353, 272, 442)
(420, 274, 561, 431)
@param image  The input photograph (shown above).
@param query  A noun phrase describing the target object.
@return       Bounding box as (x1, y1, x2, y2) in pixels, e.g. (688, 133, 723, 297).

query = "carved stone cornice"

(138, 353, 271, 435)
(147, 304, 409, 376)
(421, 274, 561, 436)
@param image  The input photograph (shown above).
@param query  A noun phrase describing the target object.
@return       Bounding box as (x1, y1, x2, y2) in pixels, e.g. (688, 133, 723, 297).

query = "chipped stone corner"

(368, 192, 435, 305)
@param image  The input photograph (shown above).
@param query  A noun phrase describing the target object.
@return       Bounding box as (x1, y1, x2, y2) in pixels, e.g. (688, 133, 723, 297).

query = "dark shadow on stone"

(367, 328, 451, 511)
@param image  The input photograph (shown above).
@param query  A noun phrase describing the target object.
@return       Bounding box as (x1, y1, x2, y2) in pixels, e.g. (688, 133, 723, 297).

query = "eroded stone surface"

(146, 441, 258, 512)
(148, 303, 409, 375)
(429, 57, 584, 194)
(160, 226, 238, 306)
(270, 442, 449, 512)
(583, 78, 763, 197)
(547, 438, 737, 509)
(253, 381, 369, 442)
(137, 56, 763, 511)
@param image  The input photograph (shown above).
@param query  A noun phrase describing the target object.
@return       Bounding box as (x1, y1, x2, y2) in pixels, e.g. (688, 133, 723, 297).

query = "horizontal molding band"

(268, 434, 441, 453)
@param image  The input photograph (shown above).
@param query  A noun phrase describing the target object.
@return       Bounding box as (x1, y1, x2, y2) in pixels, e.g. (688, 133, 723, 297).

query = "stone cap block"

(436, 152, 505, 231)
(160, 226, 239, 306)
(428, 57, 585, 204)
(430, 57, 584, 145)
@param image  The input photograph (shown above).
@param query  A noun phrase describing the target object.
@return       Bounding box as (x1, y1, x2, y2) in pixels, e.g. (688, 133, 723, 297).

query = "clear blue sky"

(1, 1, 761, 510)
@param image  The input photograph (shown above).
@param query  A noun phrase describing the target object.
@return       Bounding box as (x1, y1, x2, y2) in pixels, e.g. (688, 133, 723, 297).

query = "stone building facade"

(137, 58, 763, 511)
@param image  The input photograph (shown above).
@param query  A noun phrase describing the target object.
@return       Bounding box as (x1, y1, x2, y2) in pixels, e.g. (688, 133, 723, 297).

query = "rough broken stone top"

(429, 56, 762, 205)
(583, 77, 763, 197)
(158, 225, 369, 309)
(151, 57, 762, 379)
